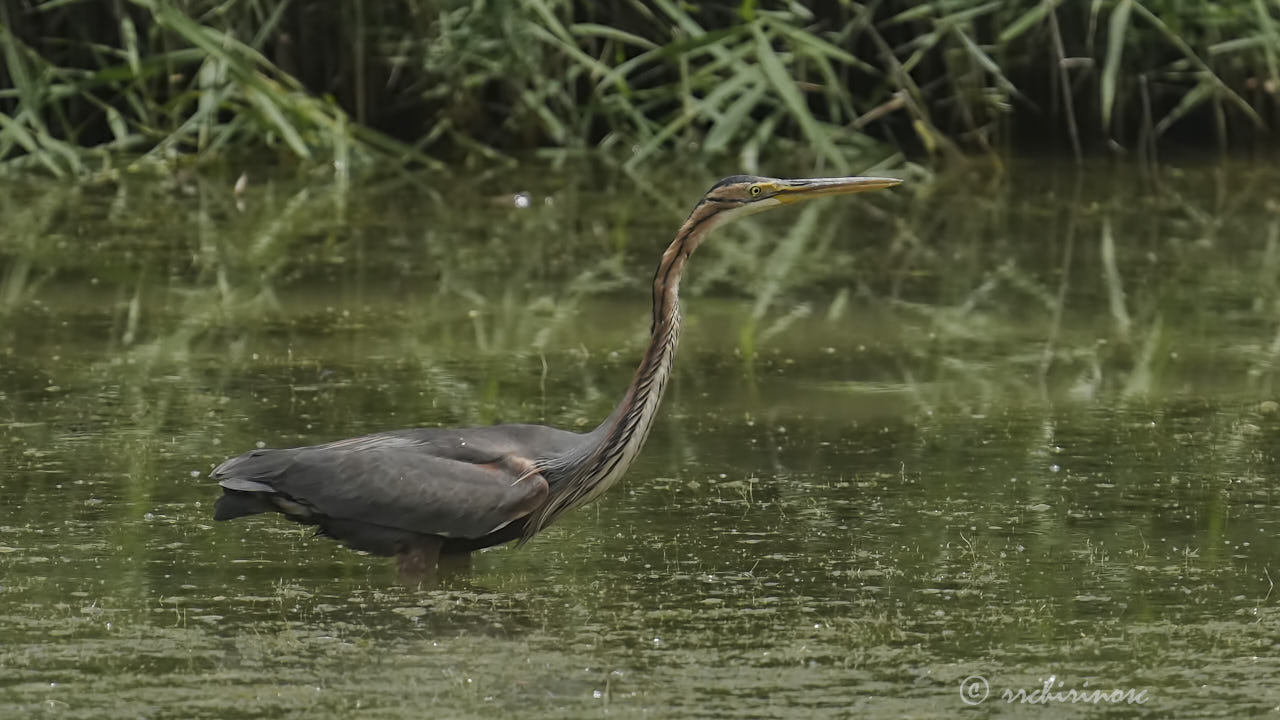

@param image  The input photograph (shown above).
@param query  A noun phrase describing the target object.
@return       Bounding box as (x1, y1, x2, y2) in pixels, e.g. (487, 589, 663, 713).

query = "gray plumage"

(213, 424, 588, 555)
(209, 174, 901, 571)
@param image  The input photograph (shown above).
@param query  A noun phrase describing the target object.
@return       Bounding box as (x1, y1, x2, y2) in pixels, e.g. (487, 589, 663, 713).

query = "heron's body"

(211, 174, 900, 576)
(212, 424, 583, 555)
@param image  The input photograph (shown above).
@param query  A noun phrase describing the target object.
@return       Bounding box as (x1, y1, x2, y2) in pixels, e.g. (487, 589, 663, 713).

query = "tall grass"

(0, 0, 437, 177)
(1, 1, 1278, 176)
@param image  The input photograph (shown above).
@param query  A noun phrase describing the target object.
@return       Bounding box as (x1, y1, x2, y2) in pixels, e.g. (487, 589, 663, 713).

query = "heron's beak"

(773, 176, 902, 204)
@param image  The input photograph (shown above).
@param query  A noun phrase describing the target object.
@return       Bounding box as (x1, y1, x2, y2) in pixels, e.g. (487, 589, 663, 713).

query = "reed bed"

(1, 0, 1277, 176)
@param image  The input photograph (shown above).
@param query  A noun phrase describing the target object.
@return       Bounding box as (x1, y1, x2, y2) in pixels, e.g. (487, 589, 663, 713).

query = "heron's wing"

(371, 423, 584, 464)
(212, 428, 564, 539)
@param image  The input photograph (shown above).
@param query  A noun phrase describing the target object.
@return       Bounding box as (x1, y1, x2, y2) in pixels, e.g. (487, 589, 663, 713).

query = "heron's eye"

(749, 185, 762, 197)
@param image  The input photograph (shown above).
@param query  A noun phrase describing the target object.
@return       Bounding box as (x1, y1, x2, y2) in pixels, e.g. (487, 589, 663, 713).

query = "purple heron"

(212, 175, 902, 576)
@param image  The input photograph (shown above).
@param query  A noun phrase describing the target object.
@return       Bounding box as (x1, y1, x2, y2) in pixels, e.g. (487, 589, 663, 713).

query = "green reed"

(1, 0, 1277, 176)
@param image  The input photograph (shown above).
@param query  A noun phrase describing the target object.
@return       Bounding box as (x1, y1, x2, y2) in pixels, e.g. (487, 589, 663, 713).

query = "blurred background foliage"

(2, 0, 1279, 178)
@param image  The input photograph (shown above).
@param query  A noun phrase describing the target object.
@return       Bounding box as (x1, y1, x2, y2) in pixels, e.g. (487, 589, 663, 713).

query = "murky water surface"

(3, 162, 1280, 717)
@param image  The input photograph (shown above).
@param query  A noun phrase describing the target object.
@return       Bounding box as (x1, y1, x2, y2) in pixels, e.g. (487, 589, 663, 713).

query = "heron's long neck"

(577, 207, 718, 487)
(524, 205, 718, 538)
(589, 223, 696, 468)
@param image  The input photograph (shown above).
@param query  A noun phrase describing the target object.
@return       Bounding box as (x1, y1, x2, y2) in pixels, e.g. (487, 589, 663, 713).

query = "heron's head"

(695, 174, 902, 229)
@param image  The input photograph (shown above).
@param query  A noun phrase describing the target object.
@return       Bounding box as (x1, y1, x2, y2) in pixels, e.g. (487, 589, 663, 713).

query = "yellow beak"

(773, 176, 902, 204)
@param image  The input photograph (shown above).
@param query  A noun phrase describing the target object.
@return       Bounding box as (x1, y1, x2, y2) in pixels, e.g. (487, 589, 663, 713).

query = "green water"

(2, 162, 1280, 718)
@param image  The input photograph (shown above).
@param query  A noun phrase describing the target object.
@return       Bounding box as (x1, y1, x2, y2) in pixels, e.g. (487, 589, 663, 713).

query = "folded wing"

(211, 425, 581, 542)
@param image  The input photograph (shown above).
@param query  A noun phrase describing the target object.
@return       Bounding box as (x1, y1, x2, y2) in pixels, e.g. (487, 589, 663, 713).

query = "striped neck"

(583, 199, 723, 486)
(525, 201, 725, 536)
